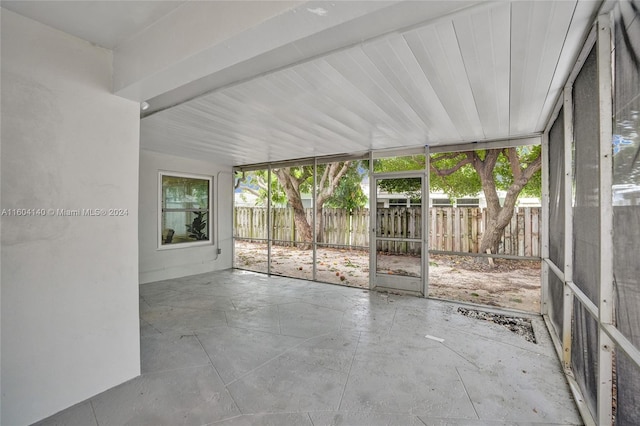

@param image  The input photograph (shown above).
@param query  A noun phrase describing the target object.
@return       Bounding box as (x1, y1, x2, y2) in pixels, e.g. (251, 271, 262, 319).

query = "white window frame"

(158, 171, 213, 250)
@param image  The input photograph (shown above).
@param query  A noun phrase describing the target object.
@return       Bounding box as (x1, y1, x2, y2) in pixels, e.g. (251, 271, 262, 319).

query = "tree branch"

(317, 162, 350, 206)
(432, 152, 467, 162)
(521, 152, 542, 180)
(505, 147, 523, 180)
(430, 154, 473, 176)
(472, 150, 502, 214)
(318, 165, 330, 191)
(297, 167, 313, 184)
(241, 186, 262, 198)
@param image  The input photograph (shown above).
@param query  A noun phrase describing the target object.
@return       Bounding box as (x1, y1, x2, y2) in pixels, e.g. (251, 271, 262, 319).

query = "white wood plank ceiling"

(141, 0, 600, 166)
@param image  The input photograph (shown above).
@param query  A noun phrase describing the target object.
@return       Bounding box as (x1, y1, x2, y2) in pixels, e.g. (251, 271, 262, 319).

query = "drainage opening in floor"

(457, 307, 537, 344)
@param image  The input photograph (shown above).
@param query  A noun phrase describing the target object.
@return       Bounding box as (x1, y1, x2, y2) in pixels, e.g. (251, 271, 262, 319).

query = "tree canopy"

(236, 145, 541, 257)
(373, 145, 542, 257)
(237, 162, 367, 211)
(374, 145, 541, 201)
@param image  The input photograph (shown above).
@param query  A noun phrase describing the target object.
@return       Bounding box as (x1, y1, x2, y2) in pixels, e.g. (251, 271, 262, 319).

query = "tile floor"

(35, 269, 582, 426)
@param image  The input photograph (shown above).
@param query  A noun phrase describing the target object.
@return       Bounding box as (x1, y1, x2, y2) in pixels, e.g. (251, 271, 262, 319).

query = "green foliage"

(429, 152, 481, 198)
(186, 211, 208, 240)
(236, 146, 541, 209)
(236, 162, 367, 210)
(372, 155, 425, 197)
(377, 177, 422, 199)
(236, 170, 286, 206)
(324, 161, 368, 210)
(372, 155, 426, 173)
(374, 146, 542, 200)
(493, 145, 542, 198)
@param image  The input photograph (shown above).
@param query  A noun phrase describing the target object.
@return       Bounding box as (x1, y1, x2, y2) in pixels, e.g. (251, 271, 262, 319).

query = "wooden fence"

(234, 206, 541, 257)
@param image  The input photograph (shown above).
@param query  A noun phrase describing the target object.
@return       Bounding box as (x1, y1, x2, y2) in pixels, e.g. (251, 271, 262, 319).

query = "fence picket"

(234, 206, 541, 256)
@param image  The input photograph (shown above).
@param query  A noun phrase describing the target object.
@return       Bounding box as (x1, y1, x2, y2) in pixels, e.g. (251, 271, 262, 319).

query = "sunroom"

(1, 1, 638, 425)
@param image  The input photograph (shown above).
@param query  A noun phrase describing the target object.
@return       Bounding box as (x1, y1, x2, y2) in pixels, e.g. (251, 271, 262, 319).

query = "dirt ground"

(234, 241, 541, 312)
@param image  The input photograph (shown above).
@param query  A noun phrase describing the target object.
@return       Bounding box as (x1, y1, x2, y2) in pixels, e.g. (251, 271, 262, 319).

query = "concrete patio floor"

(35, 269, 581, 426)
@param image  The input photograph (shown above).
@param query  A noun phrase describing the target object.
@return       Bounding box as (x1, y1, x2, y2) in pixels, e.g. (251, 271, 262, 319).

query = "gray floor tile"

(278, 302, 343, 338)
(227, 355, 348, 413)
(456, 367, 581, 424)
(339, 303, 398, 333)
(139, 318, 162, 337)
(417, 418, 538, 425)
(292, 291, 362, 312)
(139, 297, 153, 314)
(230, 294, 302, 310)
(282, 330, 361, 373)
(139, 280, 180, 296)
(225, 304, 281, 334)
(197, 326, 304, 384)
(339, 357, 478, 418)
(210, 412, 313, 425)
(31, 401, 97, 426)
(91, 365, 240, 426)
(141, 333, 211, 374)
(36, 270, 581, 426)
(140, 304, 228, 334)
(310, 411, 426, 426)
(339, 333, 477, 418)
(143, 289, 237, 311)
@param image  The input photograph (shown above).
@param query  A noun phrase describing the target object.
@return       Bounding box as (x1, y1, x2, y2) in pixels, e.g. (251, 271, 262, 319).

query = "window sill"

(157, 241, 214, 251)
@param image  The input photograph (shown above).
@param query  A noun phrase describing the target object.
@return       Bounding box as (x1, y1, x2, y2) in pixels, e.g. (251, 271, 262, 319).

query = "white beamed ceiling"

(140, 0, 599, 166)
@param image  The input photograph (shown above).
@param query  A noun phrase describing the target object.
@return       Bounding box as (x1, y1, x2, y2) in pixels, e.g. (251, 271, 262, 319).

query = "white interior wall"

(0, 10, 3, 423)
(139, 149, 233, 284)
(0, 10, 141, 425)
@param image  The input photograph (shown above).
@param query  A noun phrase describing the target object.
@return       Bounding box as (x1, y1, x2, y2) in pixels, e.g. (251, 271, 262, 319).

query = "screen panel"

(548, 108, 565, 335)
(571, 45, 600, 421)
(613, 4, 640, 423)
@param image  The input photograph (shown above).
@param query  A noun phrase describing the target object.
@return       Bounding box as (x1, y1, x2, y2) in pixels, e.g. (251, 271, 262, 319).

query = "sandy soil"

(234, 241, 541, 312)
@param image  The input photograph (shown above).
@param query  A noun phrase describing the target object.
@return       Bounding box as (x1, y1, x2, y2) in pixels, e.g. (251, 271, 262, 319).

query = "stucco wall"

(1, 10, 141, 425)
(139, 149, 233, 284)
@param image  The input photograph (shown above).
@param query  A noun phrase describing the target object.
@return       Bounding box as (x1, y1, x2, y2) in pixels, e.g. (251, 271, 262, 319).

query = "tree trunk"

(478, 208, 514, 256)
(292, 204, 312, 247)
(470, 148, 541, 262)
(316, 161, 350, 244)
(315, 206, 324, 243)
(273, 168, 313, 248)
(272, 163, 350, 249)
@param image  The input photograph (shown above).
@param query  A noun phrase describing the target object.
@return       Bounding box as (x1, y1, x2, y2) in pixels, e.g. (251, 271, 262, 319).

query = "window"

(389, 198, 408, 207)
(431, 198, 452, 207)
(159, 172, 212, 247)
(456, 198, 479, 207)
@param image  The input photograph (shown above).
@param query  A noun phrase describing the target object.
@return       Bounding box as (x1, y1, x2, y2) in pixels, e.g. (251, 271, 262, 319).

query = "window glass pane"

(161, 174, 210, 246)
(162, 175, 209, 210)
(162, 211, 209, 244)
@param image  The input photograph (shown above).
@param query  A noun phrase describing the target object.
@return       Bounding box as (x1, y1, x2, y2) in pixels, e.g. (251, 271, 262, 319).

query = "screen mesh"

(613, 3, 640, 424)
(571, 45, 600, 420)
(572, 46, 600, 305)
(571, 301, 599, 417)
(548, 108, 565, 335)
